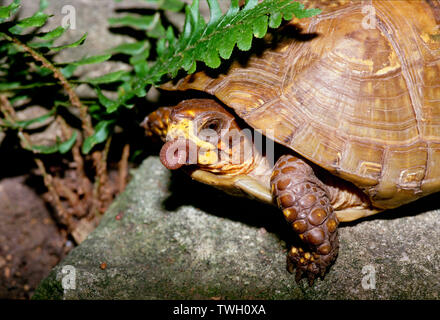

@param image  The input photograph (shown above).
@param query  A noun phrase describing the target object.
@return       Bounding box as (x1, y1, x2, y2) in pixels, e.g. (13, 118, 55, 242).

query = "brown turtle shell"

(162, 0, 440, 210)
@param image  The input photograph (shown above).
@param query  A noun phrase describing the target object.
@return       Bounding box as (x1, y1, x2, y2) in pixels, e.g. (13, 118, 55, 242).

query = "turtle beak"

(158, 119, 197, 170)
(159, 120, 220, 170)
(159, 137, 220, 170)
(159, 138, 198, 170)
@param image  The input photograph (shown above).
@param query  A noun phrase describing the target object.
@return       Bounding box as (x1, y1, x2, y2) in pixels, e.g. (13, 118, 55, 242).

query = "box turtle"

(143, 0, 440, 284)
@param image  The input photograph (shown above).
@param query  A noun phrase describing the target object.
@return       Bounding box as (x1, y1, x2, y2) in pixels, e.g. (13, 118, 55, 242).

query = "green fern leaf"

(110, 40, 150, 56)
(130, 0, 321, 95)
(70, 54, 113, 66)
(82, 120, 115, 154)
(50, 33, 87, 52)
(37, 26, 67, 41)
(0, 0, 20, 22)
(143, 0, 184, 12)
(8, 12, 50, 34)
(84, 70, 130, 85)
(21, 131, 78, 155)
(108, 14, 157, 30)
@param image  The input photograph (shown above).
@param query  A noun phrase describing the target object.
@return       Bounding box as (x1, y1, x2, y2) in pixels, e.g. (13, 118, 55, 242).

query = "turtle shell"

(162, 0, 440, 209)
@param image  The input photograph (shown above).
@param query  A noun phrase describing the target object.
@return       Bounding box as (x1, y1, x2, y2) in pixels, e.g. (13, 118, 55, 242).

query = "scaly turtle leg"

(271, 155, 339, 284)
(141, 106, 173, 142)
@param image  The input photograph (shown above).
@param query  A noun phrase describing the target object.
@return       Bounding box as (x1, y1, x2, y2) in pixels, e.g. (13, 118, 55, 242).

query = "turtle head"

(146, 99, 257, 175)
(143, 98, 273, 202)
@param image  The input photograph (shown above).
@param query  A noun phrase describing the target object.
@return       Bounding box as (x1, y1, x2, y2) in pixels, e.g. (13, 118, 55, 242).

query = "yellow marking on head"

(198, 150, 219, 165)
(184, 110, 196, 117)
(167, 119, 215, 151)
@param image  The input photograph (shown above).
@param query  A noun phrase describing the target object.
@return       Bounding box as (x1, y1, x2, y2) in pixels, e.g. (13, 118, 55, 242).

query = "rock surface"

(34, 156, 440, 300)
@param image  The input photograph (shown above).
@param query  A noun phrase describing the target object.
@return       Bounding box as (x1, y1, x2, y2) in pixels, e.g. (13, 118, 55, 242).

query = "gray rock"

(33, 156, 440, 300)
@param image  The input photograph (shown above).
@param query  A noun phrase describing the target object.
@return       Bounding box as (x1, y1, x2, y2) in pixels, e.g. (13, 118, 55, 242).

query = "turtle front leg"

(141, 106, 173, 142)
(271, 155, 339, 284)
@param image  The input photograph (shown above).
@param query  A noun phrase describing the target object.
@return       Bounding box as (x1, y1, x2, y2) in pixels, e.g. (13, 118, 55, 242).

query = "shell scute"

(163, 0, 440, 208)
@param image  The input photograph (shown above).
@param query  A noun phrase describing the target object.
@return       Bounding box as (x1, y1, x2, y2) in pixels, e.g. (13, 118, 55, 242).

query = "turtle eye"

(202, 119, 221, 133)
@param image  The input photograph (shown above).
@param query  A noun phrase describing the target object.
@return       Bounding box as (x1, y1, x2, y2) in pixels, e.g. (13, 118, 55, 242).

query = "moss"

(31, 273, 63, 300)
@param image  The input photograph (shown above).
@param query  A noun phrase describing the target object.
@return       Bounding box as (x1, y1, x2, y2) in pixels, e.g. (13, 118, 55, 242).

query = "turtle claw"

(287, 246, 333, 286)
(295, 268, 303, 284)
(307, 273, 315, 286)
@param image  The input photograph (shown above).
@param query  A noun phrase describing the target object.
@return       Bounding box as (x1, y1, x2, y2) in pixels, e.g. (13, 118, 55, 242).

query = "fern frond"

(0, 0, 93, 153)
(114, 0, 185, 12)
(130, 0, 320, 94)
